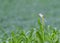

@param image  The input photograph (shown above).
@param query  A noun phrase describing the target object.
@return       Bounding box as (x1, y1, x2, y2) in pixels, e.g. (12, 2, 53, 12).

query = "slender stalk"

(38, 13, 45, 43)
(42, 16, 44, 43)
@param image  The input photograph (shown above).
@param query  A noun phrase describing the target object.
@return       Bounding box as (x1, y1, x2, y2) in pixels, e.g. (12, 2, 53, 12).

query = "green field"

(0, 0, 60, 43)
(0, 17, 60, 43)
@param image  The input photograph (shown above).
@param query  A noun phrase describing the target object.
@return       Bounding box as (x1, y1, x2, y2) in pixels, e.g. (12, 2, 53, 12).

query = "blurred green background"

(0, 0, 60, 33)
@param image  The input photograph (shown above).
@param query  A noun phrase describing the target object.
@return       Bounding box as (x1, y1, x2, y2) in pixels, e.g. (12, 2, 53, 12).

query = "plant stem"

(42, 16, 44, 43)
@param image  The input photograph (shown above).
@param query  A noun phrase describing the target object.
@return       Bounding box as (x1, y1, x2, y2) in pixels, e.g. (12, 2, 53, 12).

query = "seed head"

(39, 13, 44, 18)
